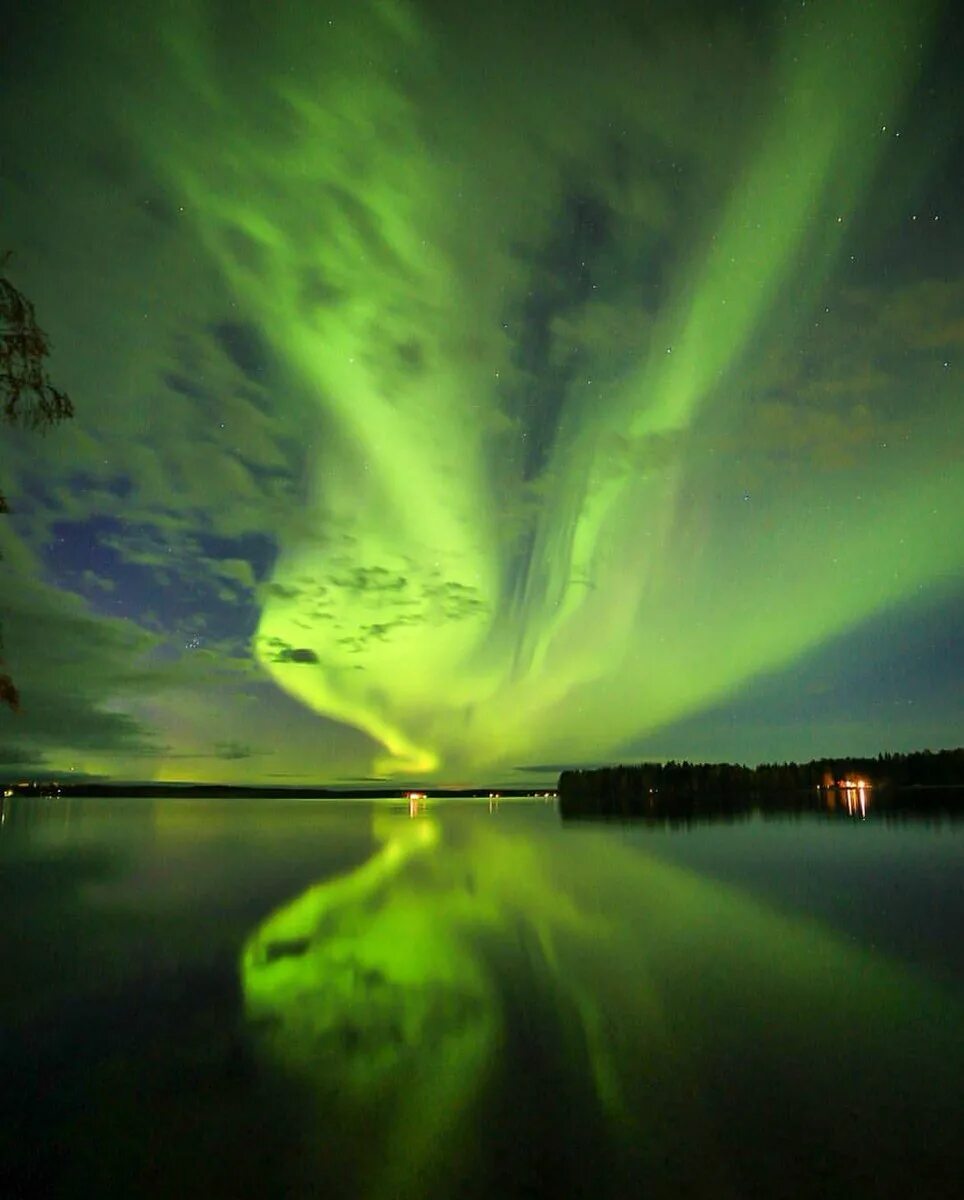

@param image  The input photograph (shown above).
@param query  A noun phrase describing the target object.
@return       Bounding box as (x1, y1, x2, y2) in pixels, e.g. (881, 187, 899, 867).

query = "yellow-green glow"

(242, 809, 596, 1197)
(119, 0, 960, 777)
(241, 806, 964, 1198)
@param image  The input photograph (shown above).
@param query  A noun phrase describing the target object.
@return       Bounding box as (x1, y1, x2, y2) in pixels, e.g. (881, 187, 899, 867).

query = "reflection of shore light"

(837, 779, 869, 819)
(405, 791, 426, 818)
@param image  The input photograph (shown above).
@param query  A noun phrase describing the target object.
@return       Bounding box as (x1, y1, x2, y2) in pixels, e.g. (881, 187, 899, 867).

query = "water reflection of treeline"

(558, 748, 964, 822)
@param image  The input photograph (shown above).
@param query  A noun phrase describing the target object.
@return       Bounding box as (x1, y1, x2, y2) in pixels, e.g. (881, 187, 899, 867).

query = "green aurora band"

(133, 0, 960, 776)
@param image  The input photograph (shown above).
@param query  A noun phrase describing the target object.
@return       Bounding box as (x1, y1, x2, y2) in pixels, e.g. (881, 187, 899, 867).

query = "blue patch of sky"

(44, 516, 277, 652)
(196, 530, 277, 582)
(66, 471, 133, 500)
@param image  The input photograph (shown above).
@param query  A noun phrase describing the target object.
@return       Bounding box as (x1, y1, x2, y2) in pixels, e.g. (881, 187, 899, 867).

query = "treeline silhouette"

(558, 748, 964, 819)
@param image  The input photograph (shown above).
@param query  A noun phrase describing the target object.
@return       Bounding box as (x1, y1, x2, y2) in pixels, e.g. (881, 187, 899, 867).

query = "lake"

(2, 794, 962, 1199)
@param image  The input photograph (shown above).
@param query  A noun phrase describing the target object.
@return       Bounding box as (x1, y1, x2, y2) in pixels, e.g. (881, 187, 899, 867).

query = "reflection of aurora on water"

(127, 0, 963, 778)
(241, 811, 607, 1197)
(241, 808, 964, 1200)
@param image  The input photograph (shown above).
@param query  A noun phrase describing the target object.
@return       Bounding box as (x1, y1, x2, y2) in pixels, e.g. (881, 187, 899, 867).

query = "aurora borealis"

(1, 0, 961, 784)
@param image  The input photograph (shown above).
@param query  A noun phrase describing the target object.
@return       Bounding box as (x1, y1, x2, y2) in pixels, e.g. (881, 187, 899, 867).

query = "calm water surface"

(2, 795, 962, 1199)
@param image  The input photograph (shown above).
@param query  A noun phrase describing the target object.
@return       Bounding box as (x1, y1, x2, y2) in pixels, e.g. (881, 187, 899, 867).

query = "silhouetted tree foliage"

(1, 253, 74, 710)
(0, 254, 73, 442)
(558, 748, 964, 819)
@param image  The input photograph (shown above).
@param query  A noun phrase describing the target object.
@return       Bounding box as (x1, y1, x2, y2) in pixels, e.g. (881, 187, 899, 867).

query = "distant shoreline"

(3, 747, 963, 805)
(0, 781, 555, 801)
(558, 748, 964, 817)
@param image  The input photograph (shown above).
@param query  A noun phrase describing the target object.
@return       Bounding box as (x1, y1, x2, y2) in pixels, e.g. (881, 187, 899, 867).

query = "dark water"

(2, 795, 963, 1200)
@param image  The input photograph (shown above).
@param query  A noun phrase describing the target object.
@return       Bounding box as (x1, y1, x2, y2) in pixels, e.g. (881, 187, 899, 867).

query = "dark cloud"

(600, 429, 688, 477)
(423, 580, 488, 621)
(214, 739, 258, 760)
(506, 191, 616, 484)
(299, 266, 345, 311)
(0, 743, 44, 767)
(395, 338, 425, 374)
(325, 184, 410, 274)
(162, 372, 210, 402)
(263, 582, 303, 601)
(327, 566, 409, 595)
(210, 320, 274, 382)
(275, 647, 320, 664)
(259, 637, 321, 664)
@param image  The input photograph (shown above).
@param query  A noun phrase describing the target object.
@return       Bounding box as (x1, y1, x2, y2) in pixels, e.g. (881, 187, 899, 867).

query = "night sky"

(1, 0, 961, 786)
